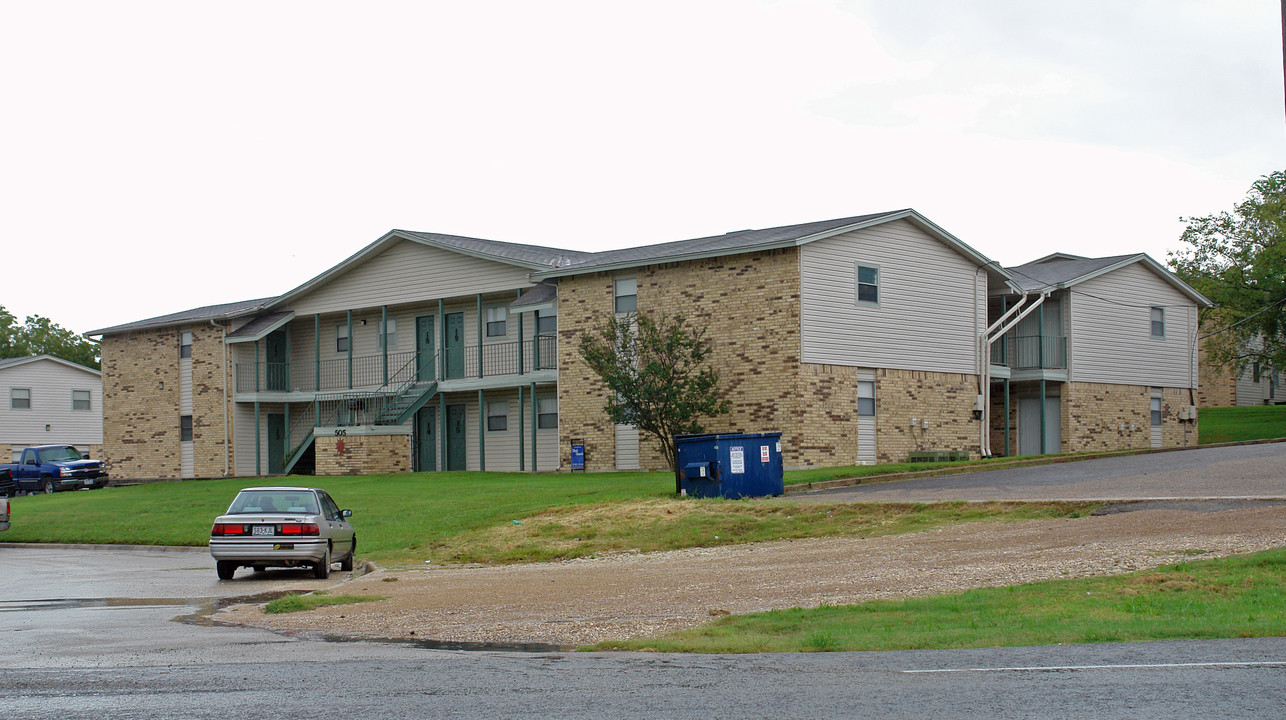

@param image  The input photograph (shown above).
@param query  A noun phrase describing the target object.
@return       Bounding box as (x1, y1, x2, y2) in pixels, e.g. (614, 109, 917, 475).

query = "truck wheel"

(42, 477, 54, 494)
(216, 561, 237, 580)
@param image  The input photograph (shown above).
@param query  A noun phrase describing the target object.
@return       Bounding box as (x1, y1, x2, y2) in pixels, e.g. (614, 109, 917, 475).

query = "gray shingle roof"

(0, 354, 100, 374)
(397, 231, 594, 269)
(1004, 254, 1140, 292)
(87, 297, 273, 337)
(540, 211, 907, 276)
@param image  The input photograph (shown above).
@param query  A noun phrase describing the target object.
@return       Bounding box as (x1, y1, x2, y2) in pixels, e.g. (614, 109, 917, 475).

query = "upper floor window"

(486, 400, 508, 431)
(11, 388, 31, 410)
(72, 390, 91, 411)
(336, 324, 349, 353)
(614, 277, 637, 314)
(1150, 307, 1165, 337)
(179, 331, 193, 359)
(536, 308, 557, 335)
(537, 397, 559, 429)
(180, 414, 193, 442)
(485, 307, 508, 337)
(856, 264, 880, 305)
(1150, 396, 1162, 426)
(378, 318, 398, 350)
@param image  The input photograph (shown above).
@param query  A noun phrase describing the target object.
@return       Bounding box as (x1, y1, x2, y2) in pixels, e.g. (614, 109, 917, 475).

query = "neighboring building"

(1198, 333, 1282, 407)
(0, 355, 104, 462)
(988, 253, 1210, 455)
(88, 211, 1209, 479)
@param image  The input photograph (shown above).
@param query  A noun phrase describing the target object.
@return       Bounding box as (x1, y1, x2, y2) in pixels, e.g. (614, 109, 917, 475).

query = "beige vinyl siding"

(615, 424, 639, 470)
(0, 359, 103, 448)
(453, 389, 559, 472)
(180, 340, 194, 478)
(857, 369, 876, 464)
(1068, 263, 1198, 388)
(800, 219, 985, 374)
(1235, 367, 1268, 406)
(284, 240, 535, 317)
(233, 402, 282, 476)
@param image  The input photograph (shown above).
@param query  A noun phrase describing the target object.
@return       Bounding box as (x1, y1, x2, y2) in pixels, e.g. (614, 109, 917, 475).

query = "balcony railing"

(990, 334, 1067, 370)
(234, 337, 556, 393)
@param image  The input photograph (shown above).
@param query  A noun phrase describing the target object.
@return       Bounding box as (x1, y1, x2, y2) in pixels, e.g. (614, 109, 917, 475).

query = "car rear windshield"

(227, 490, 319, 515)
(39, 446, 84, 462)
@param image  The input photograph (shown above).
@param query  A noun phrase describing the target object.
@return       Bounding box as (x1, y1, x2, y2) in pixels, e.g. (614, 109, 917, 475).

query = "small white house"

(0, 355, 104, 462)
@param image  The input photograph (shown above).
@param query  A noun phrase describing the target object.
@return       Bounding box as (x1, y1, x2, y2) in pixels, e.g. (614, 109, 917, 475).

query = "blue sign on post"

(571, 443, 585, 472)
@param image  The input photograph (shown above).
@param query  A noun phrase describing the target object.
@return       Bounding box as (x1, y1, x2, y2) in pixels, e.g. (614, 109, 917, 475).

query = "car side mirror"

(341, 509, 352, 518)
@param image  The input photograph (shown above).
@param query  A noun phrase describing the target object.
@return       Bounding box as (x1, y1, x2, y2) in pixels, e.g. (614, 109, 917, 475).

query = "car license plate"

(252, 525, 275, 536)
(83, 479, 93, 486)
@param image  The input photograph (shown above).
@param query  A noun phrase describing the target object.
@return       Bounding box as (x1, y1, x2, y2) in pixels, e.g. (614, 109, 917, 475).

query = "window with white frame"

(1150, 307, 1165, 337)
(1150, 397, 1162, 426)
(485, 306, 508, 337)
(179, 331, 193, 359)
(72, 390, 91, 411)
(336, 324, 349, 353)
(537, 397, 558, 429)
(180, 414, 193, 442)
(378, 318, 398, 350)
(856, 380, 875, 416)
(536, 308, 557, 335)
(614, 277, 637, 314)
(11, 388, 31, 410)
(856, 264, 879, 305)
(486, 400, 508, 431)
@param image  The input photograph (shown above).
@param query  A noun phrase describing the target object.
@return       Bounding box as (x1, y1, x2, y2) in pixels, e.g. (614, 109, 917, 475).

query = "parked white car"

(209, 486, 355, 580)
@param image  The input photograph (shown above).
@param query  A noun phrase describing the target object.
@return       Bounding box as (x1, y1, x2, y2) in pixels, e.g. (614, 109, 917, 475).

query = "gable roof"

(532, 209, 1012, 283)
(87, 297, 273, 337)
(0, 354, 101, 377)
(1005, 253, 1212, 306)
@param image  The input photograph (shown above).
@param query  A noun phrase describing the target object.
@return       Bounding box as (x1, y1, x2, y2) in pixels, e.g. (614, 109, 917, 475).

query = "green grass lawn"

(1, 471, 1093, 566)
(589, 548, 1286, 653)
(1200, 405, 1286, 444)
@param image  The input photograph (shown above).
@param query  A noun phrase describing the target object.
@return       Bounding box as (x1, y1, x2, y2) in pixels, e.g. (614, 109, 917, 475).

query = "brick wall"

(872, 368, 980, 463)
(315, 433, 410, 475)
(1197, 340, 1237, 408)
(191, 324, 234, 477)
(101, 328, 183, 478)
(1063, 381, 1197, 452)
(557, 248, 804, 471)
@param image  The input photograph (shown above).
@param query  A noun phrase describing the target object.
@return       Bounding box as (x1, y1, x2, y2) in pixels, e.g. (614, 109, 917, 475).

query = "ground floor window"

(487, 400, 509, 431)
(537, 397, 558, 429)
(180, 414, 193, 442)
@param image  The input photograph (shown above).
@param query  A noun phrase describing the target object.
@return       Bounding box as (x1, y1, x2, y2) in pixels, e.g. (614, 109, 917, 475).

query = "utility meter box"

(674, 432, 784, 499)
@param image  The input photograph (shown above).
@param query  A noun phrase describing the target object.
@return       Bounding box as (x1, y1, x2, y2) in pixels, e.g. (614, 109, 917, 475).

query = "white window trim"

(336, 324, 349, 353)
(614, 276, 638, 315)
(1150, 306, 1165, 338)
(486, 400, 509, 432)
(11, 387, 31, 410)
(855, 263, 880, 307)
(484, 306, 509, 338)
(537, 396, 558, 429)
(856, 380, 876, 417)
(72, 389, 92, 411)
(378, 318, 398, 350)
(180, 414, 194, 442)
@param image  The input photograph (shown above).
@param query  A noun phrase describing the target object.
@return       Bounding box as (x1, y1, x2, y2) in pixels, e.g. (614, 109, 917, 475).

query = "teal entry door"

(267, 413, 285, 474)
(265, 330, 288, 391)
(445, 312, 465, 379)
(416, 315, 436, 382)
(446, 404, 467, 470)
(415, 407, 436, 471)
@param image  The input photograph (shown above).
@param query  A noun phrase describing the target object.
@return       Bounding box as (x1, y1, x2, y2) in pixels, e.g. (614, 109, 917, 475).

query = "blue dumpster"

(675, 432, 784, 499)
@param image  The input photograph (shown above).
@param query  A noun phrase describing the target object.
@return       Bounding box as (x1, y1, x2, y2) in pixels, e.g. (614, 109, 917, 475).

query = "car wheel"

(313, 546, 331, 579)
(42, 477, 54, 494)
(340, 537, 355, 572)
(216, 561, 237, 580)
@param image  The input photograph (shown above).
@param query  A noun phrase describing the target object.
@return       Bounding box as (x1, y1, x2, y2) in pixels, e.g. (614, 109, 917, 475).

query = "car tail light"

(279, 523, 319, 536)
(211, 523, 248, 536)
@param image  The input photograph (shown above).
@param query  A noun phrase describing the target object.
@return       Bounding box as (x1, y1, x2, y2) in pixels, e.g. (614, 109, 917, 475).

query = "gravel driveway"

(216, 501, 1286, 648)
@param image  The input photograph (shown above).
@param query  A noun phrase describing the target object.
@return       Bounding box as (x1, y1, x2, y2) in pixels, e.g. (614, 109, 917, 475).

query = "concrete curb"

(783, 437, 1286, 495)
(0, 542, 208, 553)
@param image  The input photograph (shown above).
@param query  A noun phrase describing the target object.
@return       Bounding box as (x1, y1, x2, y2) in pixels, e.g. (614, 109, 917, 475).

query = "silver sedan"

(209, 486, 356, 580)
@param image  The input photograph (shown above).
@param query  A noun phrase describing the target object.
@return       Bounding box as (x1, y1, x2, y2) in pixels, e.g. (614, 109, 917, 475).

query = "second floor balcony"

(990, 334, 1067, 371)
(235, 335, 557, 394)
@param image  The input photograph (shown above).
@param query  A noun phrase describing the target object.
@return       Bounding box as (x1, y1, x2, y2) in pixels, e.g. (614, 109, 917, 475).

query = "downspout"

(974, 267, 987, 458)
(213, 319, 229, 476)
(984, 291, 1049, 455)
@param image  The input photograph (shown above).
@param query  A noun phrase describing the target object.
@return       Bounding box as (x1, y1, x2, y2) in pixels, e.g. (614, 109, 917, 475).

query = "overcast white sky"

(3, 0, 1283, 335)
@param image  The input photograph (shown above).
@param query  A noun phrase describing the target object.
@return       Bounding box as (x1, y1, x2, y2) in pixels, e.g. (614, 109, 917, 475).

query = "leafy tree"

(1169, 171, 1286, 374)
(0, 305, 100, 369)
(578, 312, 730, 491)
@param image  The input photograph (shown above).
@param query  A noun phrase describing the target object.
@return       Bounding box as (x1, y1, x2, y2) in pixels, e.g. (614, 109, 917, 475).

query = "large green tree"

(578, 312, 730, 491)
(1169, 171, 1286, 373)
(0, 305, 100, 369)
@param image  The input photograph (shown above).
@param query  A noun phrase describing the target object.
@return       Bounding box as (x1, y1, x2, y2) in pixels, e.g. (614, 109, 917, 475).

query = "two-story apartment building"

(89, 210, 1208, 478)
(0, 355, 103, 461)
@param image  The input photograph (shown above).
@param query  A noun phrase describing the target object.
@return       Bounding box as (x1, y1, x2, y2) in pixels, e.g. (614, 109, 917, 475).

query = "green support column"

(284, 326, 292, 390)
(346, 310, 354, 389)
(439, 393, 446, 470)
(314, 314, 320, 392)
(478, 389, 486, 471)
(254, 401, 261, 475)
(530, 382, 537, 472)
(1039, 379, 1047, 455)
(517, 290, 524, 375)
(476, 294, 483, 379)
(999, 295, 1007, 364)
(254, 340, 260, 392)
(438, 299, 445, 380)
(284, 404, 290, 467)
(381, 305, 389, 385)
(1038, 303, 1046, 455)
(1003, 379, 1011, 457)
(518, 385, 525, 472)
